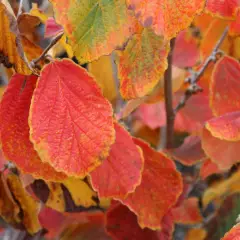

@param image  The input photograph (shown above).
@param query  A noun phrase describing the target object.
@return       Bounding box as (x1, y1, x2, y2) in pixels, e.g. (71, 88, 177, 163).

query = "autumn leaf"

(126, 0, 205, 39)
(88, 55, 117, 102)
(172, 197, 203, 225)
(7, 174, 41, 234)
(166, 135, 206, 166)
(0, 1, 31, 74)
(29, 59, 115, 177)
(210, 56, 240, 116)
(44, 17, 63, 38)
(116, 139, 183, 230)
(105, 202, 174, 240)
(50, 0, 137, 63)
(200, 159, 223, 180)
(205, 0, 240, 19)
(221, 223, 240, 240)
(173, 29, 200, 68)
(118, 27, 169, 99)
(185, 228, 207, 240)
(0, 74, 67, 181)
(90, 122, 144, 198)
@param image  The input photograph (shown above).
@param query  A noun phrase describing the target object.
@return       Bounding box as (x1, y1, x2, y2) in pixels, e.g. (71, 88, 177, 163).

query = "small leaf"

(118, 27, 169, 99)
(0, 74, 67, 181)
(90, 122, 144, 198)
(126, 0, 205, 39)
(210, 56, 240, 116)
(50, 0, 137, 63)
(29, 59, 115, 177)
(185, 228, 207, 240)
(117, 139, 183, 230)
(200, 159, 223, 180)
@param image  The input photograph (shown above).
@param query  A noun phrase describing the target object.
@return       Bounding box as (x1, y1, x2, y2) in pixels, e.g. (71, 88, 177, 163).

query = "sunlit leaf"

(126, 0, 205, 39)
(221, 223, 240, 240)
(7, 174, 41, 234)
(0, 74, 67, 181)
(117, 139, 183, 230)
(172, 197, 203, 225)
(185, 228, 207, 240)
(210, 56, 240, 116)
(205, 0, 240, 19)
(118, 27, 169, 99)
(50, 0, 137, 63)
(29, 59, 115, 177)
(90, 122, 144, 198)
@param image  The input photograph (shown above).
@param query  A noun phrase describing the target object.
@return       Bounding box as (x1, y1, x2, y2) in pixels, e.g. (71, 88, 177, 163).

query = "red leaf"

(200, 159, 223, 180)
(44, 17, 63, 38)
(172, 197, 203, 225)
(105, 202, 174, 240)
(210, 56, 240, 116)
(29, 59, 115, 177)
(117, 139, 183, 230)
(126, 0, 205, 39)
(166, 136, 206, 166)
(173, 29, 200, 68)
(90, 122, 144, 198)
(205, 0, 240, 19)
(202, 125, 240, 170)
(0, 74, 66, 181)
(221, 223, 240, 240)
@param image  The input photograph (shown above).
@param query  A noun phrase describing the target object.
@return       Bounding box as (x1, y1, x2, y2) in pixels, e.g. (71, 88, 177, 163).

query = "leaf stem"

(174, 26, 229, 114)
(163, 38, 175, 149)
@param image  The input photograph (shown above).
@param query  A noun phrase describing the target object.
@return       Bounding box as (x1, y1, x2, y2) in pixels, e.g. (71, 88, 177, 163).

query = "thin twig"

(17, 0, 24, 18)
(174, 26, 229, 114)
(163, 38, 175, 149)
(31, 32, 64, 67)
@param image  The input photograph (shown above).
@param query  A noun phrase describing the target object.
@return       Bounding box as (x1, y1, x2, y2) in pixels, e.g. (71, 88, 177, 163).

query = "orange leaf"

(229, 9, 240, 36)
(106, 202, 174, 240)
(222, 223, 240, 240)
(166, 136, 206, 166)
(50, 0, 137, 63)
(0, 74, 67, 181)
(90, 122, 144, 198)
(200, 159, 223, 180)
(118, 27, 169, 99)
(185, 228, 207, 240)
(210, 56, 240, 116)
(172, 197, 203, 225)
(127, 0, 205, 39)
(0, 2, 31, 74)
(117, 139, 183, 230)
(7, 174, 41, 234)
(202, 124, 240, 170)
(29, 59, 115, 177)
(205, 0, 240, 19)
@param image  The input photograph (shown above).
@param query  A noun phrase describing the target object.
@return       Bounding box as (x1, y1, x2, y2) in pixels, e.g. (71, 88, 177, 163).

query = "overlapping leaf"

(185, 228, 207, 240)
(29, 59, 115, 177)
(221, 223, 240, 240)
(126, 0, 205, 39)
(205, 0, 240, 19)
(90, 122, 144, 198)
(172, 197, 203, 225)
(0, 74, 66, 181)
(210, 56, 240, 116)
(106, 202, 174, 240)
(0, 2, 30, 74)
(118, 27, 169, 99)
(117, 139, 183, 230)
(200, 159, 223, 180)
(50, 0, 137, 63)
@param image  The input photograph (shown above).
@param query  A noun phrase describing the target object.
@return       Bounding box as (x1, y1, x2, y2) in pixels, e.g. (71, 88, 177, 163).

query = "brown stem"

(163, 38, 175, 149)
(31, 32, 64, 66)
(174, 26, 229, 114)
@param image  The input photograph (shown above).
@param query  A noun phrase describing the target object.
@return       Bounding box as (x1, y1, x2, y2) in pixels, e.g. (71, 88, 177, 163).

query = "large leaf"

(118, 27, 169, 99)
(50, 0, 137, 63)
(126, 0, 205, 39)
(90, 122, 144, 198)
(210, 56, 240, 116)
(29, 59, 115, 177)
(0, 74, 66, 181)
(117, 139, 183, 230)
